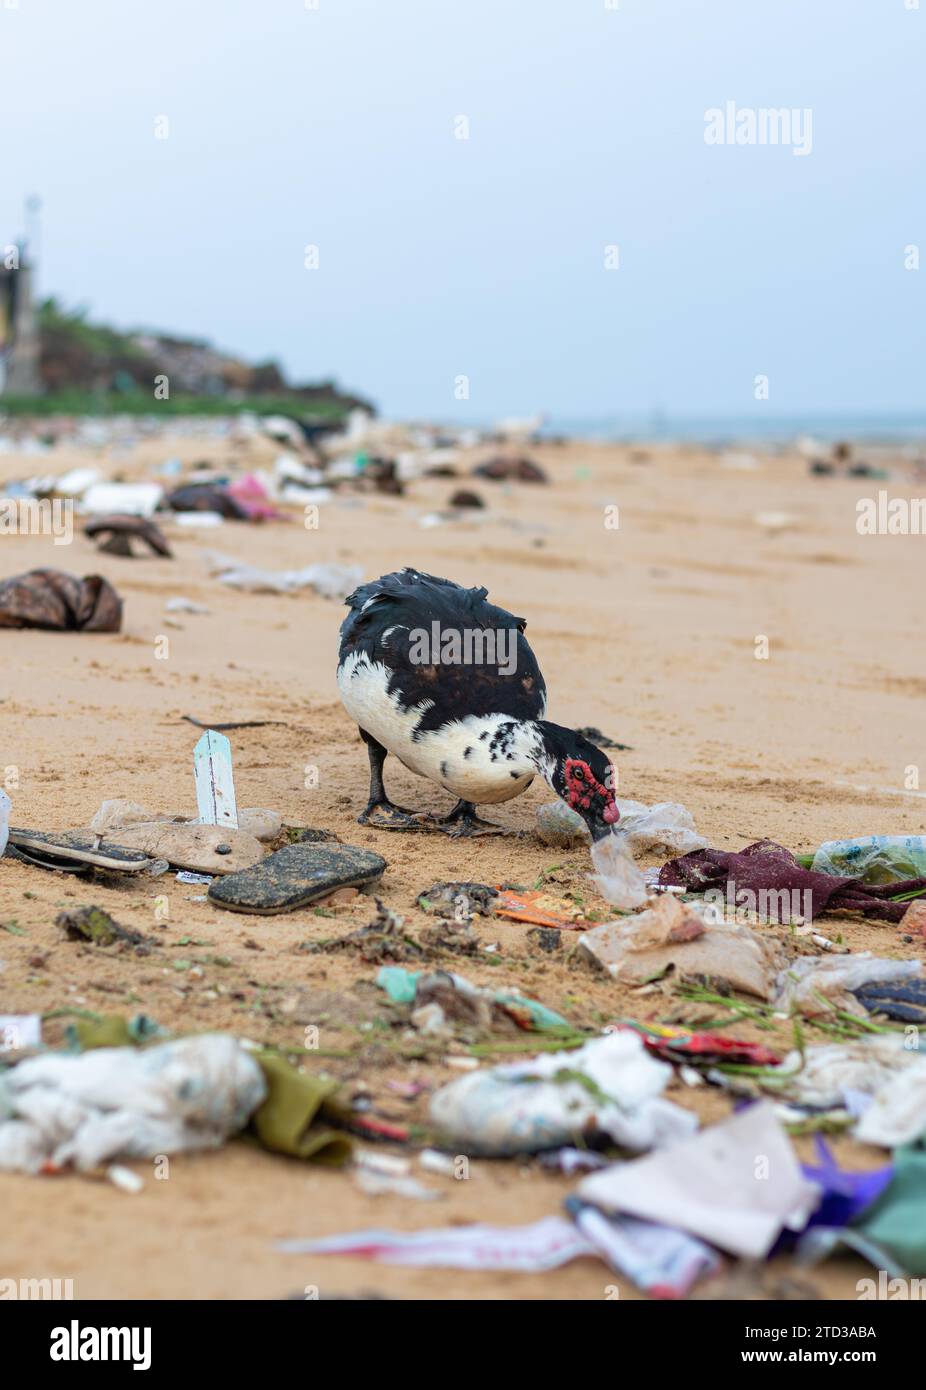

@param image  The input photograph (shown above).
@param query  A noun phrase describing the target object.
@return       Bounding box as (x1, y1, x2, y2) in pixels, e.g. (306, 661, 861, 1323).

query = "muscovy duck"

(337, 569, 620, 839)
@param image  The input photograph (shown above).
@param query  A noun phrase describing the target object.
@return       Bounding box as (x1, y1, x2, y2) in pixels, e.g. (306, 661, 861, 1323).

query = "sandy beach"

(1, 429, 925, 1300)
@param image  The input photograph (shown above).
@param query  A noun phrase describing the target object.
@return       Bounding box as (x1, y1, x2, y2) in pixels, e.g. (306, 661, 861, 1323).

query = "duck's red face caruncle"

(563, 757, 619, 839)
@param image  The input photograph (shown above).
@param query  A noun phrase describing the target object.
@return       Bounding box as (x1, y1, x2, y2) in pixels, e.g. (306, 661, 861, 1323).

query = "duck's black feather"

(339, 569, 546, 732)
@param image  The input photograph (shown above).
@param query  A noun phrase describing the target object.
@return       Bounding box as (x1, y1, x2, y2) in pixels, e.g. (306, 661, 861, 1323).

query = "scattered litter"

(8, 828, 151, 874)
(56, 905, 152, 950)
(165, 596, 210, 615)
(538, 1148, 609, 1176)
(429, 1032, 697, 1156)
(418, 1149, 460, 1178)
(619, 1020, 782, 1069)
(98, 822, 263, 876)
(0, 569, 122, 633)
(773, 953, 922, 1018)
(811, 835, 926, 885)
(588, 835, 649, 910)
(472, 456, 548, 484)
(565, 1197, 720, 1299)
(277, 1216, 597, 1271)
(166, 482, 250, 520)
(536, 800, 587, 848)
(494, 887, 583, 929)
(577, 1101, 820, 1259)
(416, 882, 498, 917)
(193, 729, 238, 830)
(611, 799, 708, 859)
(81, 482, 163, 518)
(204, 551, 361, 601)
(579, 899, 781, 999)
(354, 1152, 441, 1201)
(526, 926, 562, 953)
(85, 514, 172, 558)
(0, 1034, 266, 1173)
(376, 965, 572, 1034)
(774, 1034, 926, 1147)
(661, 838, 926, 925)
(107, 1164, 145, 1194)
(0, 1014, 42, 1051)
(845, 1142, 926, 1276)
(176, 870, 213, 885)
(209, 845, 386, 915)
(854, 976, 926, 1024)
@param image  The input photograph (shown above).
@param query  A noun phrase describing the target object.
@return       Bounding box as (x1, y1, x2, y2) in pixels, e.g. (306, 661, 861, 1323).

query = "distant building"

(0, 243, 42, 396)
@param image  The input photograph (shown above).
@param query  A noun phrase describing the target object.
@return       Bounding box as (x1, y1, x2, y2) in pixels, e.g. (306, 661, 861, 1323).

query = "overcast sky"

(2, 0, 924, 422)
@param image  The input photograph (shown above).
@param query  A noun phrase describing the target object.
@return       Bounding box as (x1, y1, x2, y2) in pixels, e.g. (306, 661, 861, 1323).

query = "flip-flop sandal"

(7, 828, 152, 873)
(208, 842, 387, 915)
(4, 843, 90, 874)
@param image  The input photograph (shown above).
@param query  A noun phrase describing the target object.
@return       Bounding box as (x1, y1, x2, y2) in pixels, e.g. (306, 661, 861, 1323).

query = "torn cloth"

(659, 839, 926, 923)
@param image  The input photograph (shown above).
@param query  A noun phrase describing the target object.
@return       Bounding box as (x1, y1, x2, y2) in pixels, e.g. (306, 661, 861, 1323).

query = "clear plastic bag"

(812, 835, 926, 884)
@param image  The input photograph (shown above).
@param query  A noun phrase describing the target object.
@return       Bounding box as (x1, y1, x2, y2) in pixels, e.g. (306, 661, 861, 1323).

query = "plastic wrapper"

(812, 835, 926, 885)
(0, 1033, 266, 1173)
(589, 834, 648, 909)
(773, 953, 922, 1018)
(429, 1032, 697, 1156)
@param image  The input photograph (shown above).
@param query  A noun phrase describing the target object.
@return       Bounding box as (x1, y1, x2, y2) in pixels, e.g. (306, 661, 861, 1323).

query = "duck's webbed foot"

(418, 800, 508, 838)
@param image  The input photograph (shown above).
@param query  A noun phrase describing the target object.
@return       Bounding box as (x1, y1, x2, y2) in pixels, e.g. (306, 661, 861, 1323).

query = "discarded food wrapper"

(429, 1031, 697, 1156)
(577, 1101, 820, 1260)
(618, 1020, 782, 1069)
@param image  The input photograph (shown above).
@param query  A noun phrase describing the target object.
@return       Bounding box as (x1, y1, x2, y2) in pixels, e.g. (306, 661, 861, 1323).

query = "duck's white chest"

(337, 654, 536, 805)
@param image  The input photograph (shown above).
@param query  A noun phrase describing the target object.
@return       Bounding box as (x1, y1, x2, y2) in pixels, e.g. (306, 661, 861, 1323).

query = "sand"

(1, 430, 924, 1300)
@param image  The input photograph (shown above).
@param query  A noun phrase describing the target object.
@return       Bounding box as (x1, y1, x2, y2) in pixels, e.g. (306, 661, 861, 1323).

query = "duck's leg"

(357, 730, 420, 829)
(421, 799, 507, 838)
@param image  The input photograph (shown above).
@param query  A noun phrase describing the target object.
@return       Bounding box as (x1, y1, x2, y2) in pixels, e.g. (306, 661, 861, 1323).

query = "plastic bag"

(0, 1034, 266, 1173)
(613, 799, 708, 858)
(773, 953, 922, 1018)
(429, 1032, 697, 1156)
(812, 835, 926, 885)
(589, 833, 648, 909)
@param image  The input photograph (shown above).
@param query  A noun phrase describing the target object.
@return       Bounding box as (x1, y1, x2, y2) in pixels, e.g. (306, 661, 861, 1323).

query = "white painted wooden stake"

(193, 730, 239, 829)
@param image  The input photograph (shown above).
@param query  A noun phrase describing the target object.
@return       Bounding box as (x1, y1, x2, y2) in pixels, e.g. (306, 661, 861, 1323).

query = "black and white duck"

(337, 568, 620, 839)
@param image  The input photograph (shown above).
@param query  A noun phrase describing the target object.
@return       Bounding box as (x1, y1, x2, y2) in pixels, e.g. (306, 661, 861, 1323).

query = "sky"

(1, 0, 924, 423)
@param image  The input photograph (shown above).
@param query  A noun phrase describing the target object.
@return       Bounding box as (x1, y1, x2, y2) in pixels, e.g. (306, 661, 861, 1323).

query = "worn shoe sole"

(208, 842, 387, 915)
(7, 828, 152, 872)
